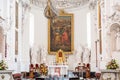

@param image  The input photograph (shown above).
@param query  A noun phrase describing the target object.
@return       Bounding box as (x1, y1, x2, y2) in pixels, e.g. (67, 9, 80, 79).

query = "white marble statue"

(83, 47, 91, 64)
(75, 45, 83, 63)
(40, 47, 47, 63)
(31, 46, 37, 64)
(115, 28, 120, 51)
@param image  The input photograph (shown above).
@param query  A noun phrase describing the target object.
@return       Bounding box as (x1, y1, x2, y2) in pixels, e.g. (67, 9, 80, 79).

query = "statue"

(83, 47, 91, 64)
(40, 47, 47, 63)
(31, 47, 37, 64)
(115, 28, 120, 51)
(75, 45, 83, 63)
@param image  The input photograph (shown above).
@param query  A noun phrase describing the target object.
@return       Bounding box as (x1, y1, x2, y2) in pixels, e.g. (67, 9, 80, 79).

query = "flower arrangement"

(0, 60, 8, 70)
(106, 59, 119, 69)
(40, 63, 48, 76)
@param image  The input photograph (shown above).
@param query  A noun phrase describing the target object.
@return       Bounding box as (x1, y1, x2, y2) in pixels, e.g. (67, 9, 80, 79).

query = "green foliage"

(0, 60, 8, 70)
(106, 59, 119, 69)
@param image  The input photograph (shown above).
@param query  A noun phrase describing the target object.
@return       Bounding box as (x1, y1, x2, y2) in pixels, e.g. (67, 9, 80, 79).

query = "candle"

(95, 41, 98, 67)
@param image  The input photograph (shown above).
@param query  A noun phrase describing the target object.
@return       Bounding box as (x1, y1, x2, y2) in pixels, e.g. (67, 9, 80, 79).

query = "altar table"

(0, 70, 14, 80)
(48, 65, 68, 76)
(100, 69, 120, 80)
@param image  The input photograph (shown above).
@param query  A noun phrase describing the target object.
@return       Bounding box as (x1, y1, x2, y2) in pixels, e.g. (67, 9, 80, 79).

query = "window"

(87, 12, 91, 49)
(29, 13, 34, 47)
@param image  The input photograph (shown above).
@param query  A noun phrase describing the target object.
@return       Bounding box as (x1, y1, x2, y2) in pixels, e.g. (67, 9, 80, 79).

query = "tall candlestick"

(95, 41, 98, 67)
(99, 30, 102, 54)
(5, 35, 7, 58)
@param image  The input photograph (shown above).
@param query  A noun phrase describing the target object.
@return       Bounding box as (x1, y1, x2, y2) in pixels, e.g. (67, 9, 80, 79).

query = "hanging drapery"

(44, 0, 58, 19)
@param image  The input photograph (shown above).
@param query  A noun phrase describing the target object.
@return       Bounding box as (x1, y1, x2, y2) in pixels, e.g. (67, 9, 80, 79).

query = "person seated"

(35, 64, 39, 72)
(85, 63, 90, 78)
(13, 73, 21, 80)
(29, 64, 35, 78)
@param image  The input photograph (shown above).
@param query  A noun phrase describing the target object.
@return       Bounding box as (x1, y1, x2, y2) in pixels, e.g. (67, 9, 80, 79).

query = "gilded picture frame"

(48, 12, 74, 54)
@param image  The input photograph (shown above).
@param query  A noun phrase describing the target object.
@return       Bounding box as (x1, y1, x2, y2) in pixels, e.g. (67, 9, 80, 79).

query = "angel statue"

(83, 47, 91, 64)
(75, 45, 84, 63)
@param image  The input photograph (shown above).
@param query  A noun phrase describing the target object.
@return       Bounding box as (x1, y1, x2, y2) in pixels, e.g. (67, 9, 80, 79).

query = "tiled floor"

(21, 78, 97, 80)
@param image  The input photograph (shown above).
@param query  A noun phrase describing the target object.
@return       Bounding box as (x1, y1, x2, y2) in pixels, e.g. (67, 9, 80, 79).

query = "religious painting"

(48, 13, 74, 54)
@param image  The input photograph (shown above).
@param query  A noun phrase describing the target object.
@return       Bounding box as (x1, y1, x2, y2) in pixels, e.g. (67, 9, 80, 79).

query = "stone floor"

(21, 78, 97, 80)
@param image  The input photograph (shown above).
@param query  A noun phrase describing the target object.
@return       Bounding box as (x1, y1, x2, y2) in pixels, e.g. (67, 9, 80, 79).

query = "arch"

(109, 23, 120, 52)
(110, 23, 120, 32)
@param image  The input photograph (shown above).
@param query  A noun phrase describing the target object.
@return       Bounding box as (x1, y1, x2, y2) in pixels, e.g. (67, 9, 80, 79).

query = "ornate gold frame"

(48, 11, 74, 54)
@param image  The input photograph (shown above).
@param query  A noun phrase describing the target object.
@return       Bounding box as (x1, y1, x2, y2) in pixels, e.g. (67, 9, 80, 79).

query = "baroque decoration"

(26, 0, 99, 12)
(30, 0, 93, 9)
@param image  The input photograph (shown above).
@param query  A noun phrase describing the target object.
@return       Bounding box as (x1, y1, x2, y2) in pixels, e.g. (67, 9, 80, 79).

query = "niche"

(110, 23, 120, 52)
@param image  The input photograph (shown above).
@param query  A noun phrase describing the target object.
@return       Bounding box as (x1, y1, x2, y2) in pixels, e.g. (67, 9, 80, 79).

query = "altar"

(48, 65, 68, 76)
(0, 70, 14, 80)
(100, 69, 120, 80)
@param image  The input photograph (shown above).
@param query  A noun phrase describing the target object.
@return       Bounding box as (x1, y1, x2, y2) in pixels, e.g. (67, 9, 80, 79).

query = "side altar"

(0, 70, 14, 80)
(100, 69, 120, 80)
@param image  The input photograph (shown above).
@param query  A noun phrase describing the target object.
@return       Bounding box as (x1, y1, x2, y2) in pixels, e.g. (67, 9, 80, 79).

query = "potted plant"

(0, 60, 8, 70)
(106, 59, 119, 69)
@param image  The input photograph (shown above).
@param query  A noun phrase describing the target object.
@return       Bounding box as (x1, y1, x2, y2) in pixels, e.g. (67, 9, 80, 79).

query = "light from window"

(87, 12, 91, 49)
(29, 13, 34, 47)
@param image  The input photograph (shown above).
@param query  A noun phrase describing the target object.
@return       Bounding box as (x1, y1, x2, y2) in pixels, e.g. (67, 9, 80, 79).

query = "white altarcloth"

(0, 70, 14, 80)
(103, 73, 115, 80)
(48, 65, 68, 76)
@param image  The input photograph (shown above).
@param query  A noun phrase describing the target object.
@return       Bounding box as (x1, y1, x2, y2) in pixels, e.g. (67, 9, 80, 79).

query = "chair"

(95, 73, 101, 80)
(13, 73, 21, 80)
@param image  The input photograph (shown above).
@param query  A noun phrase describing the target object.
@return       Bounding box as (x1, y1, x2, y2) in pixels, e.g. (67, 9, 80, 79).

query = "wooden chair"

(13, 73, 21, 80)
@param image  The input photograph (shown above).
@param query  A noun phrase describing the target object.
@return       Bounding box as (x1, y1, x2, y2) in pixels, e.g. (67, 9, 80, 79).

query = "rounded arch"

(109, 23, 120, 52)
(110, 23, 120, 32)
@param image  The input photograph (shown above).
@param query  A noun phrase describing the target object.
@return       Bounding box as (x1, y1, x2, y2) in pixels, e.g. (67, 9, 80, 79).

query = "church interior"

(0, 0, 120, 80)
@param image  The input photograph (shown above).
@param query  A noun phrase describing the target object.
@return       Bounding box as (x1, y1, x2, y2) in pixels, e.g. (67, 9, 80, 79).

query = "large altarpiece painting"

(48, 13, 74, 54)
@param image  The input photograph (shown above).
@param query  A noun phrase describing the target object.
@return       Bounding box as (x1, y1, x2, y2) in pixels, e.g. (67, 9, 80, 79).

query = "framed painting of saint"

(48, 12, 74, 54)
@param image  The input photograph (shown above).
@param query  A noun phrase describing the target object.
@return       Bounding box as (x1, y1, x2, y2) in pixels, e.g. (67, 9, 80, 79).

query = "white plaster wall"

(20, 12, 30, 72)
(3, 0, 120, 73)
(27, 7, 97, 71)
(100, 0, 120, 69)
